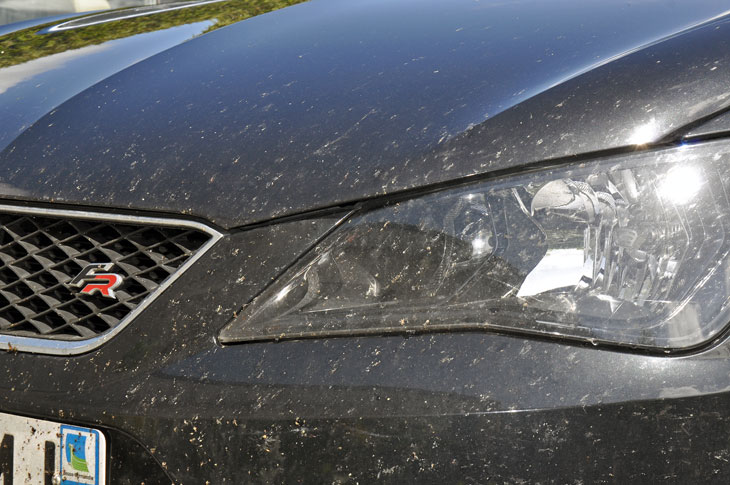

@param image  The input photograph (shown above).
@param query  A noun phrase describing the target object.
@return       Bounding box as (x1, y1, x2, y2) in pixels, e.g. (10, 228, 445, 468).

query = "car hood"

(1, 0, 730, 228)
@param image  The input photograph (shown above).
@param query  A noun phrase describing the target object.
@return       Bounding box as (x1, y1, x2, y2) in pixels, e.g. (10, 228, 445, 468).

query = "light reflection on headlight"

(220, 142, 730, 350)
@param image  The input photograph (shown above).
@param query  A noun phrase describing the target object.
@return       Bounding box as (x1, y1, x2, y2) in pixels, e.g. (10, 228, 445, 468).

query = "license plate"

(0, 412, 106, 485)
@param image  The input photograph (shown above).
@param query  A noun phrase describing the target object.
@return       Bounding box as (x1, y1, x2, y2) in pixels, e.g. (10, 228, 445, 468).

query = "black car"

(3, 0, 730, 482)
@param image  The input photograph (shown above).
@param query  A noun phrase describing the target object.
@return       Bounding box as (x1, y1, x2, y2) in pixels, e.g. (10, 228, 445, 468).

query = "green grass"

(0, 0, 307, 68)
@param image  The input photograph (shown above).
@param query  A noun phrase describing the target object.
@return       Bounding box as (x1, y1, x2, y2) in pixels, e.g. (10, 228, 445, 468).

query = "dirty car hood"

(1, 0, 730, 228)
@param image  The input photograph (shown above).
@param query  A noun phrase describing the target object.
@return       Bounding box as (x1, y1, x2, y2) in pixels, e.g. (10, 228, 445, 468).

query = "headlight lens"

(220, 142, 730, 350)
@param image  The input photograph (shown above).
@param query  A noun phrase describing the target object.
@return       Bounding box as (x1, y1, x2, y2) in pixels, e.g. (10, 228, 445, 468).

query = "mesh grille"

(0, 212, 211, 341)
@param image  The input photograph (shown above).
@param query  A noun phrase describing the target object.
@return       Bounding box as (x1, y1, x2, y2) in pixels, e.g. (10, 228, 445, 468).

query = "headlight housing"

(220, 141, 730, 350)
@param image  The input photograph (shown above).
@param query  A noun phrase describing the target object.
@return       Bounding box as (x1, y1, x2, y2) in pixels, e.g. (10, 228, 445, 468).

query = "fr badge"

(70, 263, 124, 299)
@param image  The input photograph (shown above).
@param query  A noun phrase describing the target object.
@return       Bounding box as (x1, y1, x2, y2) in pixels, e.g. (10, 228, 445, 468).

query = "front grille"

(0, 208, 218, 352)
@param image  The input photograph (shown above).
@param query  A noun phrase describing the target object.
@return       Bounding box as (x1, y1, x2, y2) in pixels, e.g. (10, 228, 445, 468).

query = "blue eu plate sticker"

(60, 425, 106, 485)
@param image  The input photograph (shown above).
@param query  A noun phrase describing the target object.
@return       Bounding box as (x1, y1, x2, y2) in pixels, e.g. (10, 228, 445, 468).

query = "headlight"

(220, 141, 730, 350)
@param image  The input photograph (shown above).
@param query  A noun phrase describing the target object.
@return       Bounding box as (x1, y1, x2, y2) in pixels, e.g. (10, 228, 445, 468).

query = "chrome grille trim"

(0, 204, 222, 355)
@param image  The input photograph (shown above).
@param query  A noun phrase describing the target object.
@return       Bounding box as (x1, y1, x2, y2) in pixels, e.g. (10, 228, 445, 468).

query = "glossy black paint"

(0, 0, 306, 158)
(2, 0, 730, 227)
(0, 14, 211, 157)
(3, 0, 730, 483)
(5, 233, 730, 483)
(685, 109, 730, 140)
